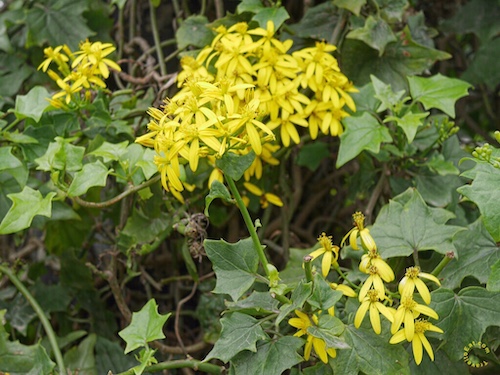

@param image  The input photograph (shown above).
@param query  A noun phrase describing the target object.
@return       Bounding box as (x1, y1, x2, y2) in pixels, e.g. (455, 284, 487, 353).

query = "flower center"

(401, 295, 417, 310)
(405, 266, 421, 279)
(318, 232, 334, 252)
(414, 319, 430, 333)
(367, 289, 380, 302)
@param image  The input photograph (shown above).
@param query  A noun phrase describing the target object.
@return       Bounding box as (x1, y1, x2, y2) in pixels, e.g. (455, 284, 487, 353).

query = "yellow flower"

(52, 79, 83, 104)
(293, 41, 339, 89)
(267, 111, 308, 147)
(72, 40, 121, 78)
(309, 233, 339, 277)
(359, 250, 395, 283)
(38, 45, 69, 72)
(288, 310, 336, 363)
(244, 142, 280, 181)
(246, 20, 290, 56)
(330, 283, 357, 298)
(391, 295, 439, 342)
(243, 182, 283, 209)
(399, 266, 441, 304)
(341, 211, 376, 251)
(354, 289, 395, 334)
(390, 319, 443, 365)
(358, 266, 386, 302)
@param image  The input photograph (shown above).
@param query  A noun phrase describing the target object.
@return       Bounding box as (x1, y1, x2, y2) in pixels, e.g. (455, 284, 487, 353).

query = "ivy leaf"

(334, 0, 366, 16)
(488, 259, 500, 292)
(462, 38, 500, 90)
(231, 336, 304, 375)
(371, 75, 406, 112)
(0, 310, 56, 374)
(440, 219, 500, 290)
(204, 237, 259, 301)
(370, 188, 464, 258)
(0, 147, 28, 187)
(288, 2, 338, 41)
(14, 86, 50, 122)
(26, 0, 94, 49)
(409, 347, 470, 375)
(35, 137, 85, 172)
(276, 280, 312, 324)
(237, 0, 265, 13)
(458, 163, 500, 242)
(88, 141, 129, 163)
(226, 291, 279, 315)
(216, 151, 255, 181)
(331, 325, 410, 375)
(307, 314, 349, 350)
(408, 74, 472, 118)
(252, 7, 290, 30)
(347, 15, 397, 56)
(296, 142, 330, 172)
(205, 312, 267, 363)
(337, 112, 392, 167)
(431, 287, 500, 361)
(385, 111, 429, 143)
(0, 187, 56, 235)
(176, 15, 215, 50)
(64, 334, 97, 374)
(67, 160, 111, 197)
(118, 299, 171, 354)
(205, 180, 234, 217)
(308, 273, 343, 311)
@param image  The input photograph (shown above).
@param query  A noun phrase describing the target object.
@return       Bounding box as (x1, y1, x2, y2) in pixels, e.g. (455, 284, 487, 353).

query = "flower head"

(390, 319, 443, 365)
(399, 266, 441, 304)
(354, 289, 395, 334)
(391, 295, 439, 342)
(309, 233, 339, 277)
(342, 212, 376, 251)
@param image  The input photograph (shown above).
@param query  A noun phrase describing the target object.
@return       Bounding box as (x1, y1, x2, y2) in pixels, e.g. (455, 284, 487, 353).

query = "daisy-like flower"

(243, 182, 283, 209)
(288, 310, 336, 363)
(391, 295, 439, 342)
(72, 40, 121, 78)
(390, 319, 443, 365)
(244, 142, 280, 181)
(52, 79, 83, 104)
(38, 45, 70, 72)
(399, 266, 441, 304)
(358, 265, 387, 302)
(355, 289, 395, 334)
(359, 250, 395, 283)
(341, 211, 376, 251)
(330, 283, 357, 298)
(309, 233, 339, 277)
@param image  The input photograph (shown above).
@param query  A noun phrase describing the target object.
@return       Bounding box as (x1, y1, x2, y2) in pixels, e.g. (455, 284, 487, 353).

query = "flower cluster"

(136, 20, 356, 203)
(38, 40, 121, 108)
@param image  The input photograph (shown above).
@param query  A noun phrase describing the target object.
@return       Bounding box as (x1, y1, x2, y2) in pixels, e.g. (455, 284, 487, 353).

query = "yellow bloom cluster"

(38, 40, 121, 108)
(344, 212, 443, 365)
(136, 20, 356, 202)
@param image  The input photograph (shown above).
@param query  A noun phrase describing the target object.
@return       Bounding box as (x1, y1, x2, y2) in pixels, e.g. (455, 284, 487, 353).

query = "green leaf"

(347, 16, 397, 56)
(95, 336, 138, 375)
(307, 314, 349, 350)
(0, 147, 27, 187)
(118, 299, 171, 354)
(276, 280, 313, 324)
(26, 0, 95, 49)
(205, 180, 234, 217)
(334, 0, 366, 16)
(296, 142, 330, 171)
(136, 148, 158, 180)
(488, 259, 500, 292)
(409, 347, 470, 375)
(350, 82, 381, 113)
(14, 86, 50, 122)
(385, 111, 429, 143)
(371, 75, 406, 112)
(120, 207, 172, 245)
(176, 15, 215, 50)
(252, 7, 290, 30)
(216, 151, 255, 181)
(0, 187, 56, 234)
(431, 287, 500, 361)
(308, 273, 343, 311)
(332, 325, 410, 375)
(88, 141, 129, 163)
(408, 74, 472, 118)
(376, 0, 409, 23)
(288, 2, 338, 41)
(204, 237, 259, 301)
(35, 137, 85, 172)
(440, 219, 500, 290)
(0, 310, 56, 374)
(341, 27, 450, 92)
(462, 38, 500, 90)
(337, 112, 392, 167)
(237, 0, 265, 13)
(64, 334, 97, 375)
(205, 312, 267, 363)
(370, 188, 464, 258)
(458, 163, 500, 242)
(226, 291, 279, 315)
(230, 336, 304, 375)
(426, 153, 459, 176)
(67, 160, 111, 197)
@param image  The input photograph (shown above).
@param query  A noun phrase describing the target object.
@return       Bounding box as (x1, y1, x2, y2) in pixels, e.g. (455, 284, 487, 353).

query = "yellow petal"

(419, 272, 441, 286)
(412, 333, 423, 365)
(414, 278, 431, 305)
(322, 251, 332, 277)
(389, 329, 406, 344)
(312, 337, 329, 364)
(369, 304, 381, 334)
(354, 301, 370, 328)
(419, 332, 434, 361)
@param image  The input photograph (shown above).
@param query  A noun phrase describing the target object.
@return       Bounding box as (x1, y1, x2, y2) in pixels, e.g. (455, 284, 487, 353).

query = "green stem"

(0, 265, 66, 375)
(333, 264, 360, 290)
(115, 359, 222, 375)
(149, 0, 167, 77)
(431, 252, 454, 277)
(303, 255, 314, 283)
(226, 176, 270, 277)
(3, 117, 22, 132)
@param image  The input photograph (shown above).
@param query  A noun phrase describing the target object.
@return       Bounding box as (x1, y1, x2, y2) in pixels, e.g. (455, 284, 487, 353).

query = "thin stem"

(431, 252, 455, 277)
(226, 176, 270, 277)
(3, 117, 22, 132)
(73, 175, 160, 208)
(149, 0, 167, 77)
(0, 265, 66, 375)
(303, 255, 314, 283)
(333, 264, 360, 290)
(115, 359, 222, 375)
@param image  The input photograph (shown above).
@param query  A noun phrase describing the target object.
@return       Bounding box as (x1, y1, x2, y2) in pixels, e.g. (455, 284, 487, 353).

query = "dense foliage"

(0, 0, 500, 374)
